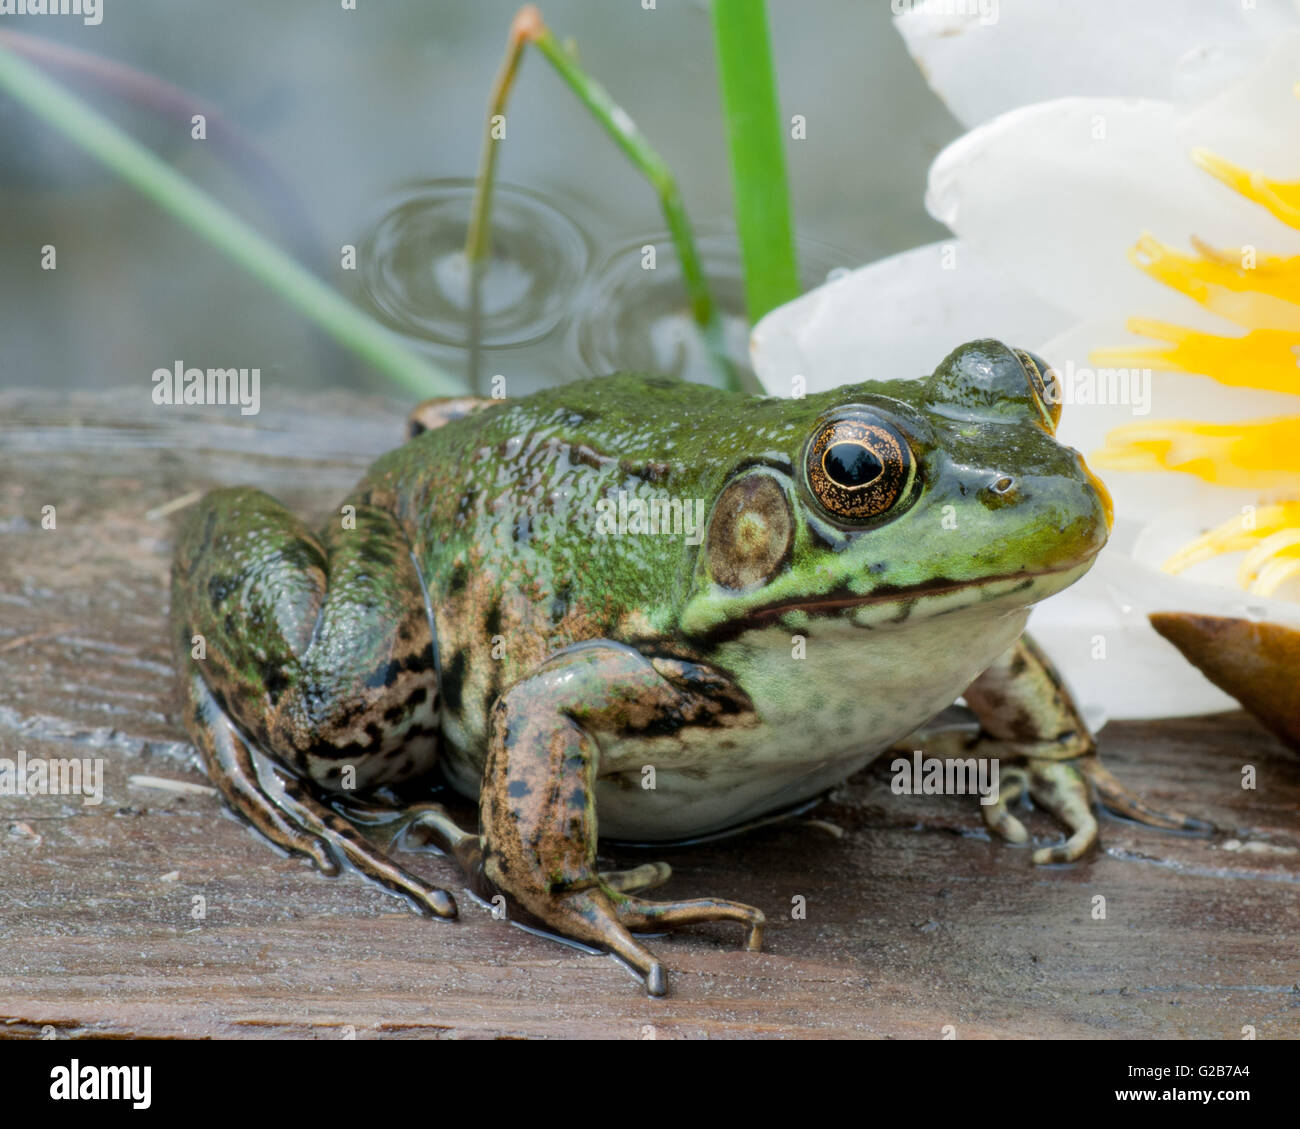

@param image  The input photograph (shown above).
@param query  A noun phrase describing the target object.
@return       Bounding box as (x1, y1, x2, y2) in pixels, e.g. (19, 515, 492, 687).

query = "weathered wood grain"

(1, 389, 1297, 1039)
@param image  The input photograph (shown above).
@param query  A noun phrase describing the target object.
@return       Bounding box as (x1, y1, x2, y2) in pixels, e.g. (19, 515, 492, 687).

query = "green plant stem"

(465, 6, 750, 392)
(711, 0, 799, 323)
(464, 10, 532, 265)
(528, 25, 717, 330)
(0, 38, 464, 399)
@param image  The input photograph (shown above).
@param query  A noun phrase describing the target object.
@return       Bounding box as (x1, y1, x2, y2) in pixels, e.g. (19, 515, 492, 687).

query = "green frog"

(170, 339, 1202, 996)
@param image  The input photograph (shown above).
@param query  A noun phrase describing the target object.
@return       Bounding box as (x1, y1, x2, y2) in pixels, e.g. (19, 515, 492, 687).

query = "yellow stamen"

(1251, 554, 1300, 599)
(1162, 502, 1300, 573)
(1093, 416, 1300, 488)
(1090, 319, 1300, 395)
(1090, 140, 1300, 600)
(1124, 234, 1300, 330)
(1238, 528, 1300, 593)
(1192, 148, 1300, 230)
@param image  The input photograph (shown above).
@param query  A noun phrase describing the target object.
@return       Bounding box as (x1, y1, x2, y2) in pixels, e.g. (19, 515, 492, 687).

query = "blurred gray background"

(0, 0, 959, 395)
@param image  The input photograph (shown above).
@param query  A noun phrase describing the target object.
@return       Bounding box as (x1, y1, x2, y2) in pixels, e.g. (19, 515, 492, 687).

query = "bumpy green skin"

(170, 339, 1119, 992)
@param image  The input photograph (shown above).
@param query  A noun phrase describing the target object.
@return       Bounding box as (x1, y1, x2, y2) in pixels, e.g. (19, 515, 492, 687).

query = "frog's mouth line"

(742, 559, 1094, 629)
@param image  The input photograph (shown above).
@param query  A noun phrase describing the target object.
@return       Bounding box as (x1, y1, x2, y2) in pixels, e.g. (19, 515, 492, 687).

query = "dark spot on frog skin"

(484, 601, 502, 638)
(981, 689, 1008, 711)
(361, 541, 397, 571)
(208, 574, 236, 609)
(262, 663, 289, 704)
(447, 562, 468, 595)
(1009, 650, 1029, 677)
(402, 645, 436, 675)
(550, 582, 571, 624)
(513, 512, 532, 543)
(364, 657, 404, 691)
(507, 780, 531, 799)
(572, 444, 610, 471)
(1009, 708, 1038, 739)
(567, 786, 587, 810)
(442, 650, 466, 714)
(620, 458, 672, 484)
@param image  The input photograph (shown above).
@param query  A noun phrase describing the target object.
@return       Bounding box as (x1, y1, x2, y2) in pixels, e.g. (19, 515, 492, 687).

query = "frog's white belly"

(594, 589, 1035, 840)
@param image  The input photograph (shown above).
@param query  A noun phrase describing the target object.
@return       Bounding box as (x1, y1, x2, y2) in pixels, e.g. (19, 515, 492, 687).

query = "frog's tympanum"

(171, 340, 1202, 995)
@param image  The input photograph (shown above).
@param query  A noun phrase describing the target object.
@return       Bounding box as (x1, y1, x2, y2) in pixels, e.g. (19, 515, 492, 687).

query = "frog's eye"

(926, 339, 1059, 429)
(804, 414, 916, 524)
(1012, 348, 1062, 431)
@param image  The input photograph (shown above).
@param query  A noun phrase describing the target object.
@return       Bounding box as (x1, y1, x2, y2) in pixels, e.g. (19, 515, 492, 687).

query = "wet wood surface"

(2, 388, 1298, 1040)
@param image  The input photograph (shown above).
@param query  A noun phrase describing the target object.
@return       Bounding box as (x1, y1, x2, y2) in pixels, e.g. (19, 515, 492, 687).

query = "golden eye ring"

(804, 414, 915, 523)
(1012, 348, 1062, 430)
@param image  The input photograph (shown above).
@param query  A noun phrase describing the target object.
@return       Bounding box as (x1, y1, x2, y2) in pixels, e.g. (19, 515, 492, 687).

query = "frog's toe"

(980, 766, 1031, 845)
(1078, 757, 1215, 834)
(1024, 761, 1099, 865)
(599, 861, 672, 894)
(275, 774, 460, 919)
(546, 886, 671, 995)
(612, 894, 766, 952)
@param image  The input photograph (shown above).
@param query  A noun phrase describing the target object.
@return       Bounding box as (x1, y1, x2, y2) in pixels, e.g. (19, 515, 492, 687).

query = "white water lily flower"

(893, 0, 1300, 129)
(753, 6, 1300, 723)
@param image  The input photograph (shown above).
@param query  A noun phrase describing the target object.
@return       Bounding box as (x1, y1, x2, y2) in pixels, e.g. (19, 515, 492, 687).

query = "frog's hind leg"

(963, 635, 1211, 863)
(183, 668, 457, 916)
(183, 666, 336, 876)
(172, 486, 457, 917)
(978, 759, 1099, 864)
(1076, 757, 1206, 832)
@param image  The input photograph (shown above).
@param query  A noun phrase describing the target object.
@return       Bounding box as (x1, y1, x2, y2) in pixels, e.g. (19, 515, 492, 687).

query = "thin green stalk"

(465, 7, 752, 392)
(0, 39, 464, 399)
(464, 8, 533, 265)
(462, 6, 534, 393)
(528, 25, 716, 330)
(711, 0, 799, 323)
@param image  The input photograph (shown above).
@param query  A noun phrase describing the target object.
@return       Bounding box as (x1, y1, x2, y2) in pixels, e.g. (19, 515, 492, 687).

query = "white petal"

(1030, 545, 1241, 720)
(1130, 508, 1300, 615)
(894, 0, 1299, 129)
(927, 37, 1300, 330)
(750, 240, 1070, 395)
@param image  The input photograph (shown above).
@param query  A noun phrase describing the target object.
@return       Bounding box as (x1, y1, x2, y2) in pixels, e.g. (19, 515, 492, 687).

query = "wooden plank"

(2, 390, 1297, 1039)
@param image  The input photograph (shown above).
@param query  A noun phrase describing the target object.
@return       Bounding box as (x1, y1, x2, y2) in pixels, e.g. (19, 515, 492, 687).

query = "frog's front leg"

(171, 487, 457, 917)
(962, 635, 1211, 864)
(481, 642, 765, 997)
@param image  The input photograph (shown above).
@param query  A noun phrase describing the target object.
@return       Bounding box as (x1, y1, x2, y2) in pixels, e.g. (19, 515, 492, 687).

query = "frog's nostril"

(981, 476, 1018, 508)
